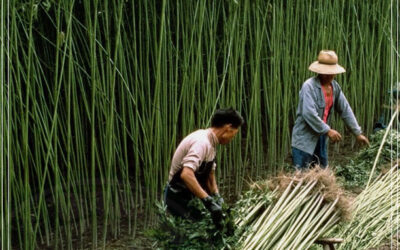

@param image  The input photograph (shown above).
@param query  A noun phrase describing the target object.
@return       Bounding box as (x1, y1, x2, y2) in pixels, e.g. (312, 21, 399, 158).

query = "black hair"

(211, 108, 244, 128)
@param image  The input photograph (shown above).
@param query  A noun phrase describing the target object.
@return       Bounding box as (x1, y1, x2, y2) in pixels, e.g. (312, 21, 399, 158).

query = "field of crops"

(1, 0, 399, 249)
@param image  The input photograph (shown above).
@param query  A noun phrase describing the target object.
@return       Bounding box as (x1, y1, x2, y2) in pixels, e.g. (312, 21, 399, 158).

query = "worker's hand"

(201, 196, 223, 229)
(327, 129, 342, 143)
(356, 134, 370, 146)
(212, 193, 224, 207)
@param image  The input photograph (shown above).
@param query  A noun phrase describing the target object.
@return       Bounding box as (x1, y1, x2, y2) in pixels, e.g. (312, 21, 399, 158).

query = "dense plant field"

(1, 0, 398, 249)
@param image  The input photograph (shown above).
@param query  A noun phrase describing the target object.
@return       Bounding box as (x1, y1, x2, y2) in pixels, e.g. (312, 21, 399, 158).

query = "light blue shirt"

(291, 76, 362, 155)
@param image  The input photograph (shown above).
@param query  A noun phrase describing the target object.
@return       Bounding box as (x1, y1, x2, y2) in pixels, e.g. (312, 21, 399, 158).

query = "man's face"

(319, 74, 336, 83)
(219, 125, 239, 144)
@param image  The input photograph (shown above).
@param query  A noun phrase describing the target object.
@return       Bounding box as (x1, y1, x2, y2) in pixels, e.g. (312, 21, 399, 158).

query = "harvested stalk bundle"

(233, 182, 276, 229)
(234, 167, 350, 250)
(338, 163, 400, 250)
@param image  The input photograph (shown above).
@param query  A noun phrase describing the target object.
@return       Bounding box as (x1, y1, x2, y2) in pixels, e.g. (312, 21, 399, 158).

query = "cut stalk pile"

(233, 167, 350, 250)
(338, 162, 400, 250)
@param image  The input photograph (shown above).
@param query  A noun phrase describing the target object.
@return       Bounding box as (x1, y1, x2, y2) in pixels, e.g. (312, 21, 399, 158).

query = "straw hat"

(308, 50, 346, 74)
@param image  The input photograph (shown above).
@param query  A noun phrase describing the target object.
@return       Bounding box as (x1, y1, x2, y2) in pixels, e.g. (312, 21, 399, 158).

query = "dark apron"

(164, 160, 215, 219)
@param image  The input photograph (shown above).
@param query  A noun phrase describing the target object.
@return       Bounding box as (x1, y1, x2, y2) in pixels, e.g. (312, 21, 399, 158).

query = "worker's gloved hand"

(201, 196, 223, 229)
(212, 192, 224, 207)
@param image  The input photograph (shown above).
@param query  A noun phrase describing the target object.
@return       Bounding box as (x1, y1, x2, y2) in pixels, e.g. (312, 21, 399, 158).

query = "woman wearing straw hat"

(291, 50, 370, 169)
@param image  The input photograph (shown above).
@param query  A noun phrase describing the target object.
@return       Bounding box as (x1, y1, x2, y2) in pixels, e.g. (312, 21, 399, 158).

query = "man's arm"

(181, 167, 224, 228)
(180, 167, 208, 199)
(206, 170, 218, 195)
(207, 170, 224, 206)
(335, 87, 369, 145)
(335, 87, 362, 135)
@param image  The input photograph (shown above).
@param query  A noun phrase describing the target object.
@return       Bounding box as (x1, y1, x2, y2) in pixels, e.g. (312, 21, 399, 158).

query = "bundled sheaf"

(233, 167, 350, 250)
(338, 162, 400, 250)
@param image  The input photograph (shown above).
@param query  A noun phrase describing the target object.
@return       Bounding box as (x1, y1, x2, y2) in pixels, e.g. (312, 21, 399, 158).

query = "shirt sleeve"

(301, 83, 331, 135)
(181, 141, 208, 172)
(334, 86, 362, 135)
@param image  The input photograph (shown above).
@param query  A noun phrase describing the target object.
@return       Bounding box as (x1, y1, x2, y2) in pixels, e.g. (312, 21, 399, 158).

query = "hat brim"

(308, 61, 346, 74)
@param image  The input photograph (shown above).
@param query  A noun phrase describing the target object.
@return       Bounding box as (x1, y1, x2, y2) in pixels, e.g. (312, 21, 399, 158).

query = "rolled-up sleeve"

(181, 142, 207, 171)
(301, 84, 331, 135)
(335, 90, 362, 135)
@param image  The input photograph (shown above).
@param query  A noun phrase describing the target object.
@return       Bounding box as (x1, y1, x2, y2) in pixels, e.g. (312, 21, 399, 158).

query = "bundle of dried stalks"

(250, 166, 352, 220)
